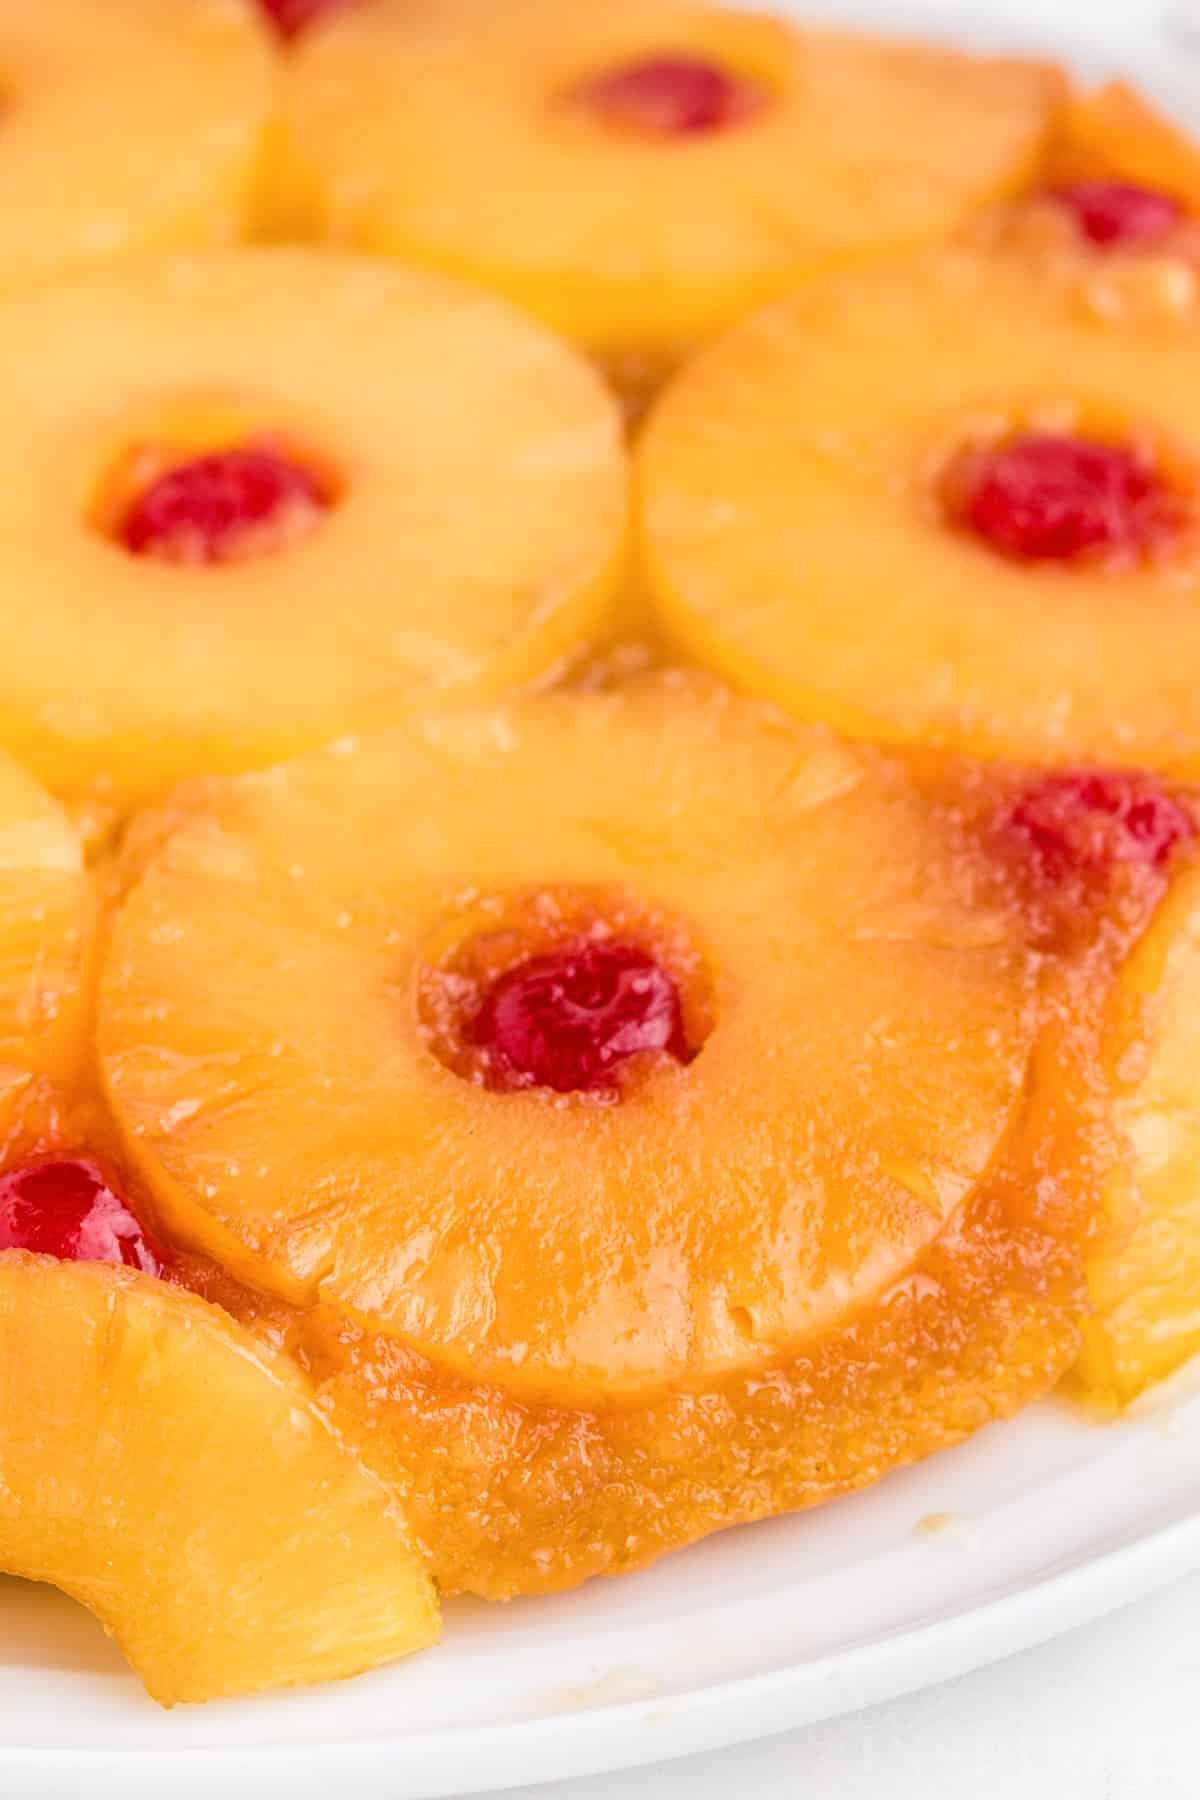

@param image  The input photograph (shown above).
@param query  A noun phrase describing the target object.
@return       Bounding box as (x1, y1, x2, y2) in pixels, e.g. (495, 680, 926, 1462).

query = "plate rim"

(4, 1500, 1200, 1796)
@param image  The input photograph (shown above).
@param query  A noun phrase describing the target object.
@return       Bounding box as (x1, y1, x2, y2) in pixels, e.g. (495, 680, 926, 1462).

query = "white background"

(474, 1, 1200, 1793)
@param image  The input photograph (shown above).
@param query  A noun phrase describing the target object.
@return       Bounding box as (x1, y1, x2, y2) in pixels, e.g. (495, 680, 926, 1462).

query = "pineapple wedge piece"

(1077, 860, 1200, 1404)
(0, 1253, 438, 1704)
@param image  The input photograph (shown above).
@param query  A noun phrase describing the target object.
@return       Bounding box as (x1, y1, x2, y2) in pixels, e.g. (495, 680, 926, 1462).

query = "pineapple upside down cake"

(0, 0, 1199, 1711)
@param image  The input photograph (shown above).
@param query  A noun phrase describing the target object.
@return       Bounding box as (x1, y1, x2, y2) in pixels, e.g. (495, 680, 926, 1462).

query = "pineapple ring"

(0, 0, 271, 288)
(102, 675, 1059, 1408)
(0, 751, 92, 1148)
(0, 250, 626, 809)
(1076, 854, 1200, 1406)
(0, 1253, 437, 1704)
(638, 243, 1200, 772)
(276, 0, 1061, 360)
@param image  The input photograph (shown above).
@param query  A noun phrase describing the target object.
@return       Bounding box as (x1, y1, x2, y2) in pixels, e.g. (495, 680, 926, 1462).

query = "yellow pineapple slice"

(1076, 853, 1200, 1405)
(0, 0, 271, 288)
(0, 1252, 438, 1704)
(0, 751, 92, 1152)
(98, 676, 1111, 1592)
(275, 0, 1061, 366)
(638, 242, 1200, 772)
(0, 249, 625, 812)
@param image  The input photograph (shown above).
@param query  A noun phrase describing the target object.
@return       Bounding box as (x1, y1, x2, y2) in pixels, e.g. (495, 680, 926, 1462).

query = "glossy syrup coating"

(276, 0, 1061, 361)
(638, 242, 1200, 772)
(98, 676, 1119, 1592)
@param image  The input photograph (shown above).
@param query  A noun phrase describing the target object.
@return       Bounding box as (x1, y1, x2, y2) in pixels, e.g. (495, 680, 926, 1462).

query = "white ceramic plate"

(6, 3, 1200, 1796)
(6, 1383, 1200, 1799)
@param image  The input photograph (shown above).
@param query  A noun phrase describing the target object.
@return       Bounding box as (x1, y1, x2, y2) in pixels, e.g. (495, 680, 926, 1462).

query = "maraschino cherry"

(572, 54, 763, 136)
(119, 445, 328, 565)
(1006, 771, 1195, 880)
(958, 433, 1182, 565)
(1051, 180, 1183, 249)
(0, 1158, 169, 1277)
(470, 939, 691, 1094)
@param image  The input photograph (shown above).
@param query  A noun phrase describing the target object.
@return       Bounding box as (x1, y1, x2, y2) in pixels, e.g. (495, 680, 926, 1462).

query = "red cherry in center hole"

(0, 1158, 170, 1277)
(1050, 180, 1184, 248)
(118, 443, 330, 566)
(469, 939, 692, 1094)
(1006, 771, 1195, 880)
(572, 53, 764, 136)
(256, 0, 348, 42)
(957, 432, 1184, 565)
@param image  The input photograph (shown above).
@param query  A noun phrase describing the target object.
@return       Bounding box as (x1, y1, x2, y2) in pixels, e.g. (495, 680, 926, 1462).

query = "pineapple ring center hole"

(93, 436, 342, 567)
(417, 887, 715, 1101)
(935, 414, 1198, 568)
